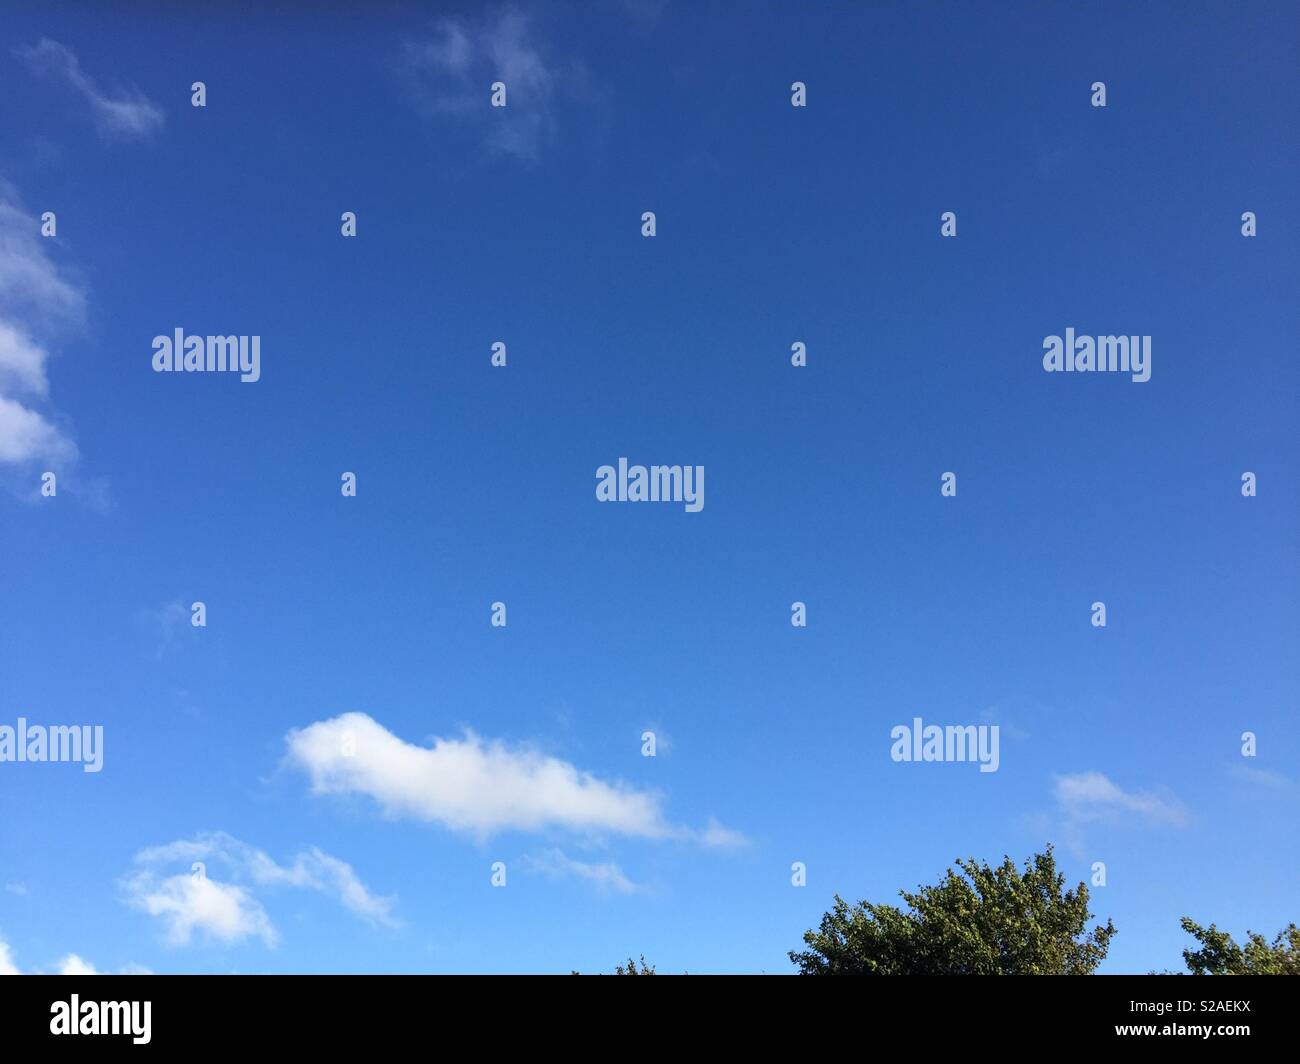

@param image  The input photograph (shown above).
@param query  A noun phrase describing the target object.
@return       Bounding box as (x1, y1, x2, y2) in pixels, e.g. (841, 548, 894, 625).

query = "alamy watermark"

(890, 717, 999, 773)
(1042, 328, 1151, 382)
(50, 996, 150, 1044)
(596, 458, 704, 512)
(0, 718, 103, 772)
(151, 328, 261, 382)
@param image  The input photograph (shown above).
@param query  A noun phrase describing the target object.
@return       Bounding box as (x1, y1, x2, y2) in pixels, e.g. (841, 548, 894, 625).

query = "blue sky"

(0, 0, 1296, 974)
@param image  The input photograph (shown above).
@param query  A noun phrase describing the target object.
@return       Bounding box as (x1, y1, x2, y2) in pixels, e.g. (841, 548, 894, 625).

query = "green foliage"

(613, 955, 656, 975)
(790, 846, 1115, 974)
(1180, 918, 1300, 975)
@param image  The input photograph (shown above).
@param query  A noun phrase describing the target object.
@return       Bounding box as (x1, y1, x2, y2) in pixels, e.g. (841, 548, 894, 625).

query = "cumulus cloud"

(285, 712, 742, 848)
(125, 831, 397, 947)
(124, 871, 277, 949)
(400, 9, 585, 161)
(0, 939, 18, 975)
(524, 849, 643, 894)
(1053, 772, 1189, 828)
(0, 188, 82, 472)
(14, 38, 164, 139)
(55, 954, 98, 975)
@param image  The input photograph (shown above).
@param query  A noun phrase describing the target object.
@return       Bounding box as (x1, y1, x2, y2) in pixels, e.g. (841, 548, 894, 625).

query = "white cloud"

(1053, 772, 1189, 828)
(286, 713, 747, 849)
(524, 849, 642, 894)
(274, 848, 398, 926)
(3, 883, 27, 897)
(696, 817, 748, 850)
(0, 320, 51, 396)
(14, 38, 164, 139)
(0, 938, 149, 975)
(0, 193, 85, 327)
(0, 394, 73, 465)
(400, 10, 579, 161)
(126, 831, 397, 947)
(286, 712, 743, 848)
(0, 188, 82, 471)
(124, 871, 277, 949)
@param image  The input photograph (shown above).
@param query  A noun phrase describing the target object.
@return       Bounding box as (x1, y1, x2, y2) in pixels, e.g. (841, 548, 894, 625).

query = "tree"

(790, 846, 1115, 974)
(1180, 918, 1300, 975)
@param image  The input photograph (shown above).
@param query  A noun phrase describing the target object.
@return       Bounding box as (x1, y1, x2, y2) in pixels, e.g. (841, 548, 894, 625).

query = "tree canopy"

(1180, 918, 1300, 975)
(789, 846, 1115, 974)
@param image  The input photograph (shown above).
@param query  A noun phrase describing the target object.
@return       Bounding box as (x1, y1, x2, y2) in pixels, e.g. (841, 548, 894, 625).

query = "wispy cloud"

(524, 848, 643, 894)
(14, 38, 164, 139)
(124, 831, 397, 948)
(284, 711, 744, 847)
(697, 817, 748, 850)
(1054, 771, 1190, 828)
(1228, 763, 1292, 790)
(145, 599, 193, 660)
(399, 9, 585, 162)
(615, 0, 669, 26)
(0, 186, 82, 473)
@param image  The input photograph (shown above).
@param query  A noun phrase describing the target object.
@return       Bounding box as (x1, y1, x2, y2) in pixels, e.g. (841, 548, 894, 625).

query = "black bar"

(0, 973, 1289, 1052)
